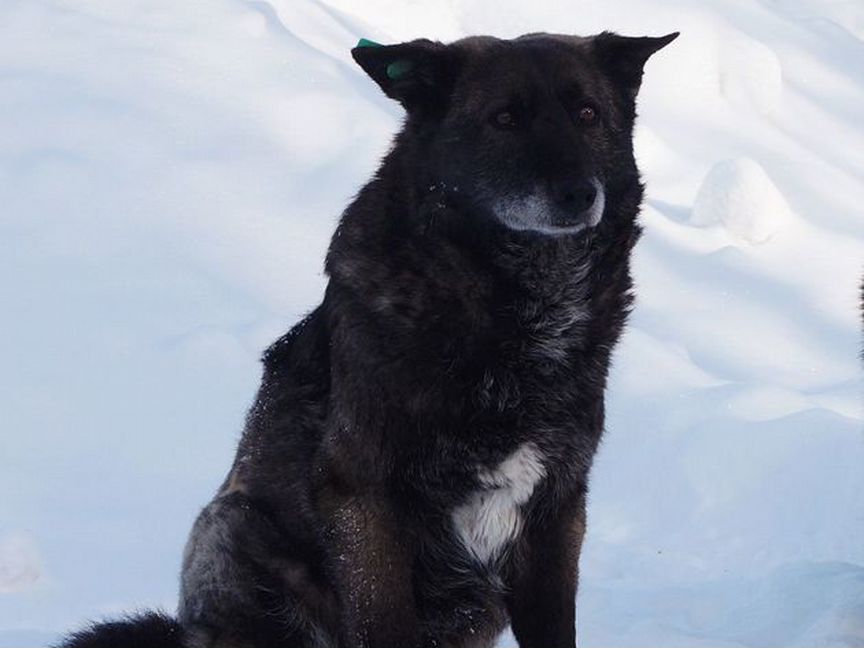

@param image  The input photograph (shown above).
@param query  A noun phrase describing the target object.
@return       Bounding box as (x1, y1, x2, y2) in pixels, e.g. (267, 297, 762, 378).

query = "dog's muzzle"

(492, 177, 605, 235)
(549, 177, 605, 230)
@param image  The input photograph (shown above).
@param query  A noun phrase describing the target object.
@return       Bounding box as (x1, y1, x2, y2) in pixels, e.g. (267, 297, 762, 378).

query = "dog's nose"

(553, 178, 598, 212)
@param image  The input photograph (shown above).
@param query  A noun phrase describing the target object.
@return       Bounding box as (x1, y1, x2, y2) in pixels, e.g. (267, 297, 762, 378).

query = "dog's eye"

(492, 110, 518, 130)
(577, 105, 597, 124)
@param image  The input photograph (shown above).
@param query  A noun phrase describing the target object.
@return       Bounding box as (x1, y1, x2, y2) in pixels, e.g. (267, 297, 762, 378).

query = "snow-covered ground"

(1, 0, 862, 645)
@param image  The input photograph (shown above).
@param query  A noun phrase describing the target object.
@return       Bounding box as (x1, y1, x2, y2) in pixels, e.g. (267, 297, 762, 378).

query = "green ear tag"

(386, 59, 414, 80)
(357, 38, 383, 48)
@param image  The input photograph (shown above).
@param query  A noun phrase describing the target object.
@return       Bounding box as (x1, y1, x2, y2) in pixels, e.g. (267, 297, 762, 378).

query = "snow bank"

(720, 34, 783, 115)
(691, 158, 791, 243)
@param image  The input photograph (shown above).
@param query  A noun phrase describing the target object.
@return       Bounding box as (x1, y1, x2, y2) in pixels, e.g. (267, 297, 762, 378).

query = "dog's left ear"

(593, 32, 679, 99)
(351, 38, 461, 113)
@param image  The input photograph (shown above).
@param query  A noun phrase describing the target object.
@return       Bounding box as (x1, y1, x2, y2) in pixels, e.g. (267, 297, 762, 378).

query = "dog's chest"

(517, 288, 592, 364)
(451, 442, 546, 563)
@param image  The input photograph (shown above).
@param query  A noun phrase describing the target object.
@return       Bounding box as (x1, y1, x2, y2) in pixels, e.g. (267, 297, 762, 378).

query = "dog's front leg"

(506, 493, 587, 648)
(322, 489, 422, 648)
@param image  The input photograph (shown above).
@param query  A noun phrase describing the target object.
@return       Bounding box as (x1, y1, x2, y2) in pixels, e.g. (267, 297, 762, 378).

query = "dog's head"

(352, 32, 677, 236)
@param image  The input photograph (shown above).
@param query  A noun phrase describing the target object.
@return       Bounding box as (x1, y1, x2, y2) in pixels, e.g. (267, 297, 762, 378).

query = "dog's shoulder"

(261, 306, 329, 378)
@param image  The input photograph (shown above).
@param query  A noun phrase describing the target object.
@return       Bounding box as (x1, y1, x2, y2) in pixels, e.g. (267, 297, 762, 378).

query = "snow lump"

(691, 158, 791, 243)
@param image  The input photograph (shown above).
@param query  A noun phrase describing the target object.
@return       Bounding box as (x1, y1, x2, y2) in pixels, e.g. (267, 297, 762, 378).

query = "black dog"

(61, 30, 677, 648)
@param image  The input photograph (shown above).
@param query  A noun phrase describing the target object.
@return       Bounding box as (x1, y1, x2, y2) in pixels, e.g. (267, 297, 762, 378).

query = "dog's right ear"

(593, 31, 679, 100)
(351, 38, 461, 113)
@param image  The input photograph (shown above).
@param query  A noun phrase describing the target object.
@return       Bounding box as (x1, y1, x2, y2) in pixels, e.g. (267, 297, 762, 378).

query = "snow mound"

(0, 531, 43, 593)
(691, 158, 790, 243)
(720, 34, 783, 115)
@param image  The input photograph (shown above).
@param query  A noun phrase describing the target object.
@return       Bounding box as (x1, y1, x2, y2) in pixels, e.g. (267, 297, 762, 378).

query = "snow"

(691, 158, 790, 243)
(0, 0, 862, 646)
(719, 32, 783, 115)
(0, 531, 43, 594)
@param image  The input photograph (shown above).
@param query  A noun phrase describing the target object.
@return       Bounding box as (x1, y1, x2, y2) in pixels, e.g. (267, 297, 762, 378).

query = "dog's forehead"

(454, 32, 591, 54)
(452, 33, 600, 95)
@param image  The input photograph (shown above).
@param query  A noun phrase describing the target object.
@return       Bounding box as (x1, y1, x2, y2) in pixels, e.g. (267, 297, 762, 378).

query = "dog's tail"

(57, 611, 185, 648)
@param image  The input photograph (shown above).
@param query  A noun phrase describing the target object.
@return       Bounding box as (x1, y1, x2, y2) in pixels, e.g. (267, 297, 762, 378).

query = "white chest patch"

(452, 442, 546, 563)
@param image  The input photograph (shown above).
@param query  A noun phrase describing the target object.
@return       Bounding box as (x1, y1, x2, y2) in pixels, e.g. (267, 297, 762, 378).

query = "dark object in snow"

(59, 29, 677, 648)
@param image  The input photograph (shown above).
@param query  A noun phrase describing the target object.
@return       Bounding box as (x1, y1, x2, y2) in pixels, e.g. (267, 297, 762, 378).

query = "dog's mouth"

(492, 179, 606, 235)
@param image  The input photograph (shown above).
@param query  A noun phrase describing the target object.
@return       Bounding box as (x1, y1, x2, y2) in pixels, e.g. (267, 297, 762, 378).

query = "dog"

(60, 29, 677, 648)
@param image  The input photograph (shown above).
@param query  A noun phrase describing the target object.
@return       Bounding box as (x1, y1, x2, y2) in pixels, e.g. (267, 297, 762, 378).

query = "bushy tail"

(57, 611, 185, 648)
